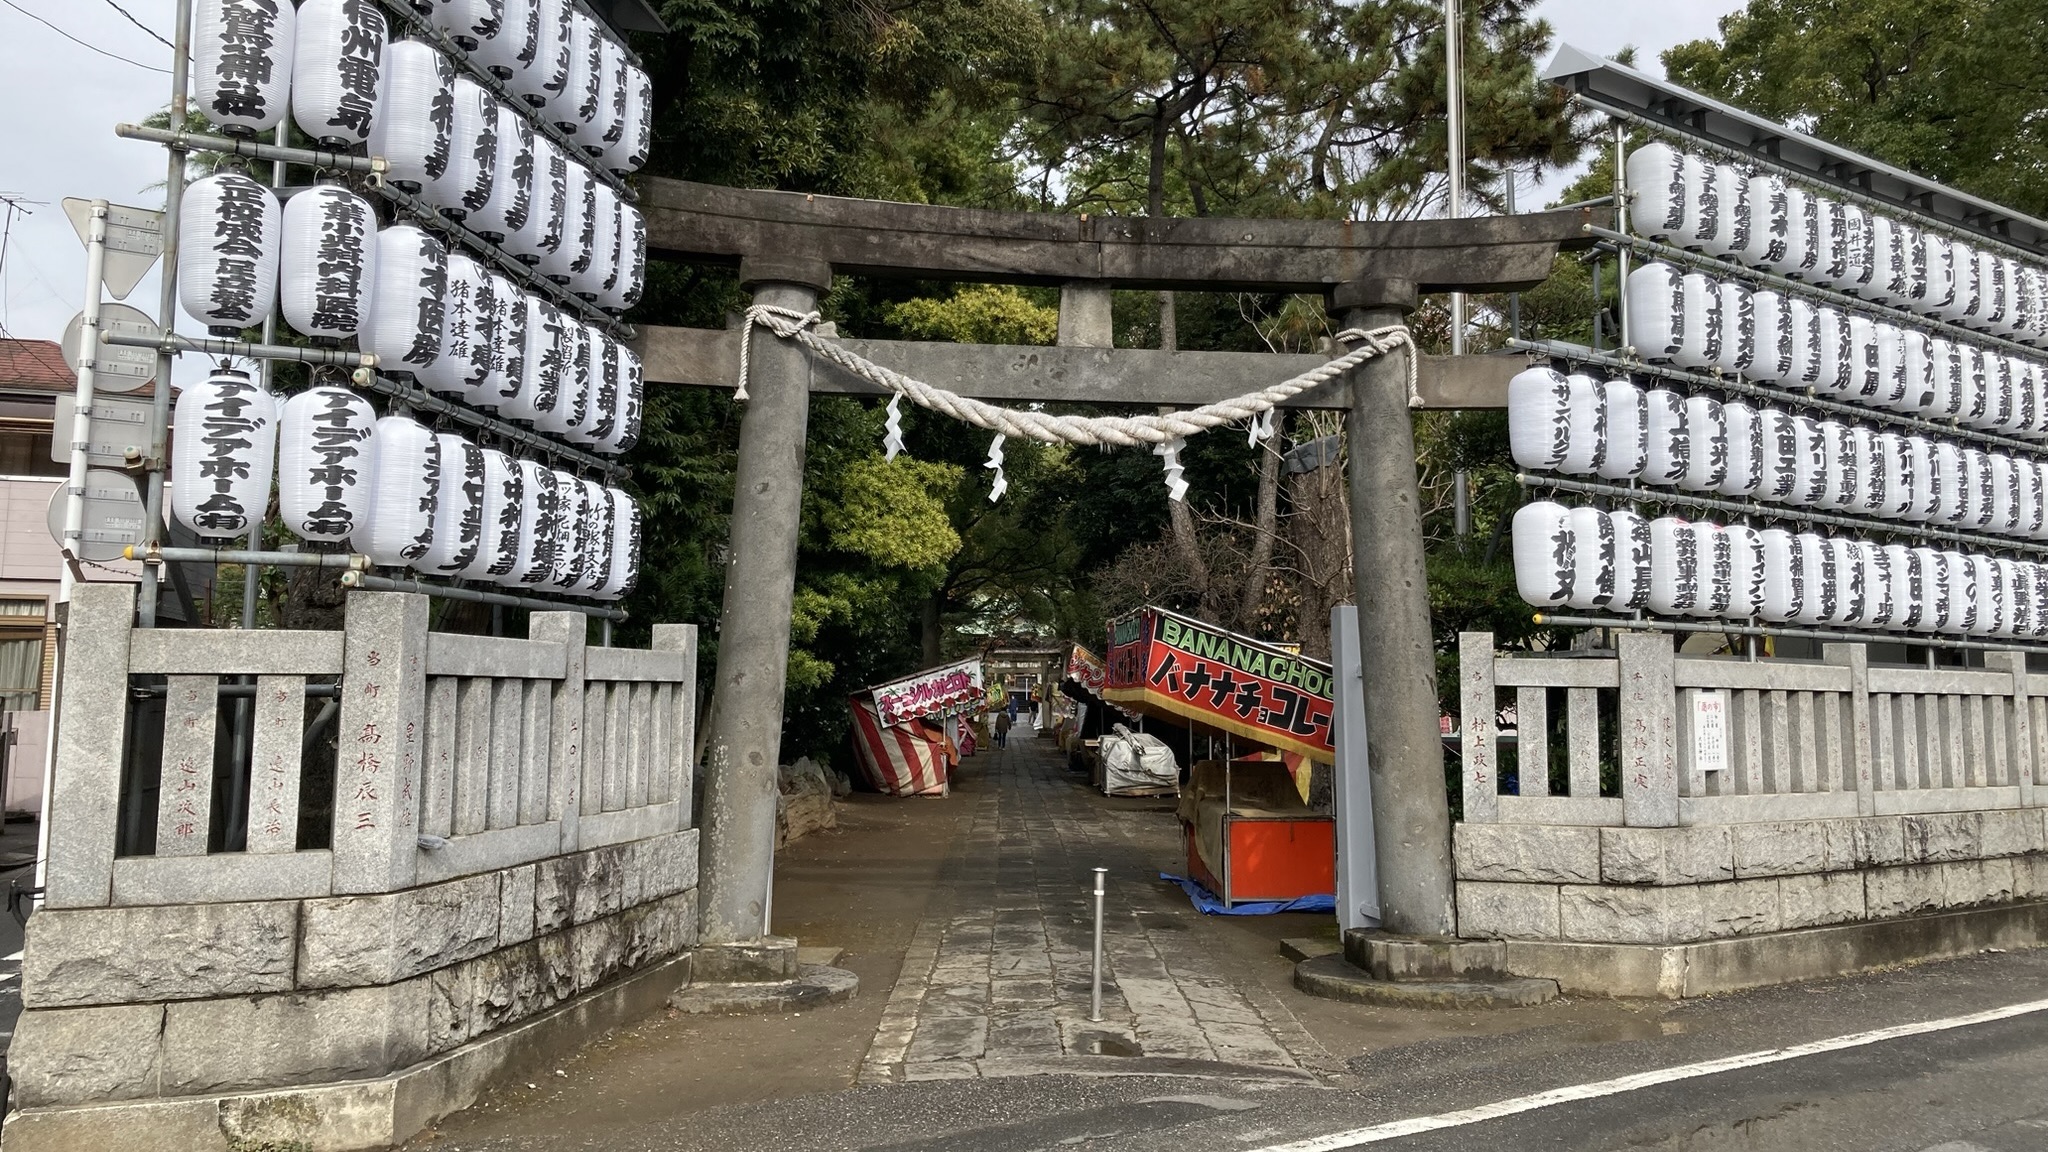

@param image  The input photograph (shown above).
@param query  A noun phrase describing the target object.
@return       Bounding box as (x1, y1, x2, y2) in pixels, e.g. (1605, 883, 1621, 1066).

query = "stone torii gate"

(630, 179, 1600, 957)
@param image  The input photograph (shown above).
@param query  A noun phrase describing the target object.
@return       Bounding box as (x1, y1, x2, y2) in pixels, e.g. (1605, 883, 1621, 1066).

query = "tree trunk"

(921, 593, 944, 667)
(1286, 445, 1352, 660)
(1237, 412, 1285, 631)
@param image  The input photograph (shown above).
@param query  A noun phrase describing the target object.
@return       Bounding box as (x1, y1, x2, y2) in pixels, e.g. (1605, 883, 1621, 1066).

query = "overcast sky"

(0, 0, 1747, 360)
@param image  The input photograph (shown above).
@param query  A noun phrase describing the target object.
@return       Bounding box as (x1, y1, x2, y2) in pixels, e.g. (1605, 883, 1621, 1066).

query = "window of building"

(0, 598, 48, 713)
(0, 428, 64, 477)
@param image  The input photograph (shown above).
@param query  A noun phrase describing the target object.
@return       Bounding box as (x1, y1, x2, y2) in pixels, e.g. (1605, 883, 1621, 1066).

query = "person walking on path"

(994, 710, 1013, 749)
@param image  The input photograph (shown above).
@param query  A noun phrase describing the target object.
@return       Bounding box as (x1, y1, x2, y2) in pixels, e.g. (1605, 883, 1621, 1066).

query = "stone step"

(668, 964, 859, 1015)
(1292, 954, 1558, 1009)
(1278, 937, 1340, 964)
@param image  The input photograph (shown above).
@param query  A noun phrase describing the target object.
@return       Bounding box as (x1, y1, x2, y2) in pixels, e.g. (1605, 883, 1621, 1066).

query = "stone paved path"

(858, 738, 1330, 1083)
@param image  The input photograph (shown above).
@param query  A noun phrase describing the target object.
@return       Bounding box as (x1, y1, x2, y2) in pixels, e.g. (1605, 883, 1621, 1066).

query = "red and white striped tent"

(848, 694, 950, 797)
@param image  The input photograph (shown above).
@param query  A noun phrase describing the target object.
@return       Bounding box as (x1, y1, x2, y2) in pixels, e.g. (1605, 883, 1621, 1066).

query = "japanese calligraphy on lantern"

(872, 658, 986, 726)
(1103, 606, 1335, 762)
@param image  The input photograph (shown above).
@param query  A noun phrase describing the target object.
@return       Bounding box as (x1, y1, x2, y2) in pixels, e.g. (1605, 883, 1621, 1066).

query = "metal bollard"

(1090, 867, 1107, 1022)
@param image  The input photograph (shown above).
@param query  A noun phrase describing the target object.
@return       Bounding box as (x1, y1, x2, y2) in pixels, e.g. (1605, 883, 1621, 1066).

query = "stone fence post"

(330, 592, 429, 894)
(1617, 630, 1678, 827)
(43, 583, 136, 909)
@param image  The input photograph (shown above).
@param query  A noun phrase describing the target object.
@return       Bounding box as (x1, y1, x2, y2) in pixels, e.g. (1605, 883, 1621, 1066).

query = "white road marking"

(1248, 996, 2048, 1151)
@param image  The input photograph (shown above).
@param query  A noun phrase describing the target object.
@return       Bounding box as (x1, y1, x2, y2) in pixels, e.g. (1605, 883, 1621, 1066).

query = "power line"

(0, 0, 170, 74)
(98, 0, 173, 50)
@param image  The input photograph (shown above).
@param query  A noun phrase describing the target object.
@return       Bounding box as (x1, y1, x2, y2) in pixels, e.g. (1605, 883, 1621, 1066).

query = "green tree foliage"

(1664, 0, 2048, 216)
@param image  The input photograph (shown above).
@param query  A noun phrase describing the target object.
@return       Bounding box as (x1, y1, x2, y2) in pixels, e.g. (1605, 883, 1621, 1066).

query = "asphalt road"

(418, 946, 2048, 1152)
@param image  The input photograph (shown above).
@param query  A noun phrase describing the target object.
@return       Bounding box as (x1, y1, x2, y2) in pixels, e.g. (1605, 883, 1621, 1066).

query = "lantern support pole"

(364, 374, 626, 476)
(698, 257, 830, 947)
(1334, 276, 1458, 937)
(344, 571, 629, 620)
(106, 328, 377, 369)
(59, 203, 109, 582)
(137, 0, 194, 630)
(1533, 613, 2048, 657)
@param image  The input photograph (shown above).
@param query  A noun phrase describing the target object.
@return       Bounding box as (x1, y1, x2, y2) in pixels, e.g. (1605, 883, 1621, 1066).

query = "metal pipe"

(243, 122, 289, 635)
(130, 545, 370, 570)
(115, 123, 387, 177)
(1513, 472, 2048, 557)
(105, 328, 375, 369)
(1089, 866, 1107, 1023)
(345, 571, 629, 620)
(1454, 470, 1471, 539)
(1445, 0, 1465, 357)
(1508, 337, 2048, 458)
(364, 372, 624, 476)
(1505, 164, 1521, 341)
(139, 0, 195, 629)
(61, 204, 109, 575)
(1532, 611, 2048, 656)
(132, 683, 342, 700)
(1590, 225, 2048, 367)
(1613, 120, 1631, 349)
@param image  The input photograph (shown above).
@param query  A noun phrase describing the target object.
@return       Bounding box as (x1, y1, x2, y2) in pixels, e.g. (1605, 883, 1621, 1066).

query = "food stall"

(1104, 607, 1336, 907)
(847, 657, 986, 797)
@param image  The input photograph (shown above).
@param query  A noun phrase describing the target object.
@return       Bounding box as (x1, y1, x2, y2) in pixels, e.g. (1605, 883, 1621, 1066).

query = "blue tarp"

(1161, 872, 1335, 916)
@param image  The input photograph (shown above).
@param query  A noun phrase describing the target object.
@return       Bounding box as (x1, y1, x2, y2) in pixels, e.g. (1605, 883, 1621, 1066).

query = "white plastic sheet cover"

(1099, 725, 1180, 796)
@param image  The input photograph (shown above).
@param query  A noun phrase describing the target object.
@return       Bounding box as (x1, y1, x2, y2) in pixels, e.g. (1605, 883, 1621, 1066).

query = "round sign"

(45, 468, 148, 563)
(59, 304, 158, 394)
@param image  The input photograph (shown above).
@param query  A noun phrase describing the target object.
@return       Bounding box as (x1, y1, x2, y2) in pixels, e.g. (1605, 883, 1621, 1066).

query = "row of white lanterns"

(1626, 142, 2048, 345)
(193, 0, 650, 178)
(1514, 501, 2048, 638)
(1509, 369, 2048, 541)
(168, 375, 639, 599)
(180, 186, 644, 454)
(1626, 261, 2046, 435)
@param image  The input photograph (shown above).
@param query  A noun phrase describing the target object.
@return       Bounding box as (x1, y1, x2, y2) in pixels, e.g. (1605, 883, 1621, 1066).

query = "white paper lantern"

(1838, 203, 1872, 293)
(1557, 373, 1604, 476)
(170, 369, 276, 540)
(1610, 509, 1651, 611)
(1718, 402, 1762, 498)
(1871, 323, 1908, 408)
(541, 161, 595, 283)
(1969, 554, 2003, 635)
(1869, 216, 1908, 303)
(1626, 263, 1683, 361)
(472, 100, 536, 242)
(2022, 459, 2048, 539)
(596, 488, 640, 599)
(1833, 539, 1866, 625)
(1899, 329, 1934, 413)
(1929, 337, 1964, 419)
(369, 40, 453, 194)
(1679, 395, 1726, 492)
(513, 294, 567, 425)
(573, 478, 615, 595)
(1723, 524, 1763, 620)
(1512, 502, 1575, 608)
(1942, 550, 1979, 633)
(1740, 173, 1789, 269)
(1904, 435, 1938, 522)
(1971, 448, 1998, 529)
(277, 386, 376, 544)
(489, 274, 528, 411)
(292, 0, 385, 147)
(432, 0, 496, 49)
(521, 138, 571, 263)
(513, 0, 568, 108)
(1991, 453, 2020, 535)
(546, 468, 591, 589)
(419, 251, 493, 400)
(1842, 314, 1879, 400)
(548, 320, 591, 436)
(1646, 517, 1699, 616)
(1929, 441, 1963, 524)
(1875, 431, 1913, 519)
(557, 12, 602, 138)
(1690, 524, 1733, 619)
(414, 434, 483, 575)
(1911, 547, 1945, 632)
(1943, 241, 1981, 325)
(1851, 425, 1885, 515)
(1625, 143, 1688, 242)
(508, 459, 560, 585)
(193, 0, 296, 137)
(598, 203, 645, 312)
(580, 182, 621, 299)
(1597, 380, 1647, 480)
(1818, 420, 1856, 509)
(1758, 529, 1803, 622)
(1981, 253, 2012, 333)
(279, 185, 375, 340)
(1884, 544, 1917, 630)
(1671, 271, 1722, 371)
(1784, 185, 1820, 280)
(1905, 225, 1930, 307)
(177, 172, 281, 334)
(1644, 388, 1687, 486)
(2000, 558, 2029, 637)
(1707, 164, 1750, 259)
(1785, 415, 1828, 507)
(466, 449, 524, 581)
(595, 34, 628, 160)
(360, 224, 447, 377)
(609, 65, 650, 174)
(360, 415, 438, 566)
(1715, 281, 1753, 377)
(1793, 532, 1835, 626)
(1921, 234, 1956, 316)
(1865, 539, 1896, 628)
(606, 342, 642, 454)
(583, 330, 621, 448)
(1807, 198, 1840, 288)
(2013, 359, 2043, 435)
(1747, 290, 1791, 382)
(1683, 155, 1718, 250)
(474, 0, 536, 75)
(1809, 306, 1849, 393)
(1786, 297, 1822, 387)
(1760, 407, 1800, 503)
(569, 323, 611, 445)
(448, 78, 501, 219)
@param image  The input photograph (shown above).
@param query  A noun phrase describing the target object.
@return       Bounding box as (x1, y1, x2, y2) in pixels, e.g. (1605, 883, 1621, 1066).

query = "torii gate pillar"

(1333, 277, 1458, 937)
(698, 255, 831, 945)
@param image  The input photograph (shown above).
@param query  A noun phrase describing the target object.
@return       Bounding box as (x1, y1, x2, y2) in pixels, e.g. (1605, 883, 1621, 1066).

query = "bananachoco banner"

(1103, 607, 1335, 762)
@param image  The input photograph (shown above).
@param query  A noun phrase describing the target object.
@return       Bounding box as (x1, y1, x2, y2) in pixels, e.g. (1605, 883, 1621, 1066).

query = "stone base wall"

(7, 830, 698, 1110)
(1455, 811, 2048, 946)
